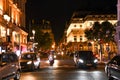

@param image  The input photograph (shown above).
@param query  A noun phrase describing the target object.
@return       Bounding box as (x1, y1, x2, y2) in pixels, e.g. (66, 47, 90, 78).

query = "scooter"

(48, 56, 54, 66)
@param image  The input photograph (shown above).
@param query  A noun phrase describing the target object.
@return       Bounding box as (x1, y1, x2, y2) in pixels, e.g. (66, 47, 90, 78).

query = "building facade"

(65, 11, 117, 54)
(0, 0, 28, 55)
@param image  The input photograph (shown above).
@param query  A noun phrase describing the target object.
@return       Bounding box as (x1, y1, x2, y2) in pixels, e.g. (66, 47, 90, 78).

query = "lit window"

(74, 36, 77, 42)
(90, 22, 93, 26)
(80, 25, 82, 27)
(80, 36, 82, 41)
(74, 25, 76, 27)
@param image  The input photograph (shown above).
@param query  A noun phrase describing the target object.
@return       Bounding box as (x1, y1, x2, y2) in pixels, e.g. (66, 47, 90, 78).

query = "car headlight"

(78, 59, 84, 63)
(94, 59, 98, 63)
(54, 55, 56, 58)
(27, 61, 32, 64)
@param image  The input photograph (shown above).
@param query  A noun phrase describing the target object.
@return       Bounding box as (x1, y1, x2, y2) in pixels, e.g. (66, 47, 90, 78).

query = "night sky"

(26, 0, 117, 42)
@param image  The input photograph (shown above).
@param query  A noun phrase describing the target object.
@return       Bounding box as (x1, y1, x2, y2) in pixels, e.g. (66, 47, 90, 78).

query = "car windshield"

(21, 53, 36, 60)
(77, 51, 94, 59)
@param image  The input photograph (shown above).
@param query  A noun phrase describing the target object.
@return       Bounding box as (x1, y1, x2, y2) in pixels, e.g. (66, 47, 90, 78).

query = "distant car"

(19, 52, 40, 71)
(105, 55, 120, 80)
(73, 51, 98, 68)
(0, 52, 21, 80)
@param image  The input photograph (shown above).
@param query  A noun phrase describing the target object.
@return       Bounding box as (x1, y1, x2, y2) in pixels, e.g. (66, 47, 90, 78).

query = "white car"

(20, 52, 41, 71)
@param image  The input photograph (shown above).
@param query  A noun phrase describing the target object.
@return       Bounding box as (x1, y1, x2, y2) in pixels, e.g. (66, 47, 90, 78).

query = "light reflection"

(77, 70, 87, 73)
(77, 70, 101, 74)
(53, 60, 59, 67)
(22, 75, 36, 80)
(76, 70, 103, 79)
(92, 71, 103, 78)
(45, 60, 49, 64)
(45, 60, 59, 67)
(92, 71, 102, 73)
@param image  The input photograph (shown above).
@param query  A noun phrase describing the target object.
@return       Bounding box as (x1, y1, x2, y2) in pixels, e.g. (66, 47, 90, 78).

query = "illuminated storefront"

(0, 0, 28, 54)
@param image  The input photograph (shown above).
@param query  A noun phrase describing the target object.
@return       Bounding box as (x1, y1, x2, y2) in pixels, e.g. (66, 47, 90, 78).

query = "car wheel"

(93, 64, 97, 69)
(106, 68, 114, 80)
(37, 63, 40, 69)
(14, 70, 20, 80)
(94, 66, 97, 69)
(31, 65, 35, 71)
(76, 63, 80, 69)
(108, 77, 114, 80)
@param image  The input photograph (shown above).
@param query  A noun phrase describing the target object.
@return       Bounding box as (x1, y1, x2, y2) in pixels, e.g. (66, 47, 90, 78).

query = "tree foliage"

(33, 26, 53, 51)
(39, 32, 52, 50)
(85, 20, 116, 43)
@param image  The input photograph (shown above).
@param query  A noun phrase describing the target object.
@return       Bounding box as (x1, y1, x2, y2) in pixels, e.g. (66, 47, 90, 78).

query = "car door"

(116, 62, 120, 79)
(0, 54, 11, 79)
(9, 54, 18, 75)
(0, 55, 3, 79)
(110, 56, 120, 79)
(113, 56, 120, 79)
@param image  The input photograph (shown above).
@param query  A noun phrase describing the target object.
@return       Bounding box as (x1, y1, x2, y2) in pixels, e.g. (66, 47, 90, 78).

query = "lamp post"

(32, 30, 35, 52)
(4, 14, 10, 52)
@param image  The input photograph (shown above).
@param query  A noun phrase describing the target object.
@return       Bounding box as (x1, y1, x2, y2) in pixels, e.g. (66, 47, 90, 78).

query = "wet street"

(20, 59, 108, 80)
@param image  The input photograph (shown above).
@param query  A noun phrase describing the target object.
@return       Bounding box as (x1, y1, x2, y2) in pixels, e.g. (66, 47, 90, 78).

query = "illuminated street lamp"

(4, 14, 10, 52)
(4, 14, 10, 22)
(32, 30, 35, 36)
(32, 30, 35, 52)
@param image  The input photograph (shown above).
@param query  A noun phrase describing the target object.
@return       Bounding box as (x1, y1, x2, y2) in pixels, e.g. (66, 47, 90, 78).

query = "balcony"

(71, 29, 83, 34)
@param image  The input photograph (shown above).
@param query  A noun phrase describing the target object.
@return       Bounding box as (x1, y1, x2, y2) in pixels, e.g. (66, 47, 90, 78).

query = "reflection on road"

(41, 60, 75, 68)
(20, 59, 108, 80)
(21, 73, 37, 80)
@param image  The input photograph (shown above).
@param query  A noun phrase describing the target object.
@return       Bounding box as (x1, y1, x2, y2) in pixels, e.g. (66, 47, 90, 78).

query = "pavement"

(41, 58, 107, 67)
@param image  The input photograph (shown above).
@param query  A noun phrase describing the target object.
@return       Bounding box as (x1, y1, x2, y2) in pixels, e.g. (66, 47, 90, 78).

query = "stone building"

(65, 11, 117, 54)
(0, 0, 28, 55)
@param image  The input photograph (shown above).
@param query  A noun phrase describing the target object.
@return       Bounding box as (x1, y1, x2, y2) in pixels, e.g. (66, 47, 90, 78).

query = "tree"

(85, 20, 116, 61)
(92, 21, 102, 40)
(85, 22, 101, 41)
(33, 26, 43, 50)
(101, 21, 116, 43)
(40, 32, 53, 50)
(33, 26, 53, 51)
(85, 21, 115, 43)
(85, 28, 93, 40)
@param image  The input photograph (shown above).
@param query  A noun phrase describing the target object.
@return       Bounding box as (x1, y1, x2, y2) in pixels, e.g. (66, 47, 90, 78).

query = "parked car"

(19, 52, 40, 71)
(105, 55, 120, 80)
(73, 51, 98, 68)
(0, 52, 21, 80)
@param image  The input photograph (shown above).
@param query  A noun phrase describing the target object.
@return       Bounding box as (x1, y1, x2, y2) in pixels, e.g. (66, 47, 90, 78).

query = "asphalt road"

(20, 59, 108, 80)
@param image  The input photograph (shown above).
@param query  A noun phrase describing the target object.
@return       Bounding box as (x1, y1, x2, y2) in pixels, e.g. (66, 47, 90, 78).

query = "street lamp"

(32, 30, 35, 36)
(4, 14, 10, 52)
(32, 30, 35, 52)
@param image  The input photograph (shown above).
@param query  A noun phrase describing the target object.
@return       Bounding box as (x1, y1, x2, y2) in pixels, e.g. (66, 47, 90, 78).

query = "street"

(20, 59, 108, 80)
